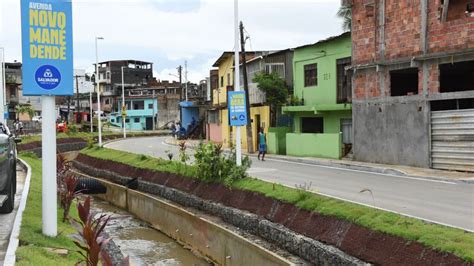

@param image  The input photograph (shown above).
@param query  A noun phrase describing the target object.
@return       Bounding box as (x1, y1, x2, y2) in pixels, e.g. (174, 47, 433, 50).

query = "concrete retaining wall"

(93, 177, 294, 266)
(353, 101, 430, 167)
(74, 160, 366, 265)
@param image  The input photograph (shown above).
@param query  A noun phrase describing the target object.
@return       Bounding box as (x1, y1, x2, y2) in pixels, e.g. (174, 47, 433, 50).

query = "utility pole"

(234, 0, 242, 166)
(74, 75, 81, 123)
(177, 65, 183, 123)
(184, 61, 188, 102)
(240, 21, 254, 153)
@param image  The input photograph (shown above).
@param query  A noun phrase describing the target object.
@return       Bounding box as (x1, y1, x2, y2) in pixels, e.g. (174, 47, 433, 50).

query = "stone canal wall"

(73, 153, 469, 266)
(83, 174, 295, 265)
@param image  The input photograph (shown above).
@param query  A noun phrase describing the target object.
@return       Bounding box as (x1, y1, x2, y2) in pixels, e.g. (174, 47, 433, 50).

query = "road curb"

(4, 159, 32, 266)
(162, 138, 473, 184)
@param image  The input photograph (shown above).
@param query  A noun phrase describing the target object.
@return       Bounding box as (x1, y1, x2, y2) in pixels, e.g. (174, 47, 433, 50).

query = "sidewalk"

(165, 137, 474, 183)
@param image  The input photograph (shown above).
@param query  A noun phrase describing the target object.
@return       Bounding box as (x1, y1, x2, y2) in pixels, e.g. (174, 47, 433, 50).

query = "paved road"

(106, 136, 474, 231)
(0, 167, 26, 265)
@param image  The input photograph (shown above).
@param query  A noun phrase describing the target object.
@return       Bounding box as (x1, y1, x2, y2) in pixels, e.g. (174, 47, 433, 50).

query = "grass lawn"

(17, 153, 82, 265)
(21, 130, 164, 144)
(81, 146, 474, 262)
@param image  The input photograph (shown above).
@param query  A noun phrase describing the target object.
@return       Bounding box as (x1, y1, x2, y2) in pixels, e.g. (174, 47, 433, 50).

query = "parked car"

(32, 116, 42, 123)
(0, 123, 20, 214)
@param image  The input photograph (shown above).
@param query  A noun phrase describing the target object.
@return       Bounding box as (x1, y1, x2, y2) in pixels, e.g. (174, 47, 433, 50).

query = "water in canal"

(91, 198, 210, 266)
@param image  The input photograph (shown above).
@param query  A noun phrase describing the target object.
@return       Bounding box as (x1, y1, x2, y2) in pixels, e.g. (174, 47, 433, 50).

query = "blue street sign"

(228, 91, 248, 127)
(21, 0, 74, 96)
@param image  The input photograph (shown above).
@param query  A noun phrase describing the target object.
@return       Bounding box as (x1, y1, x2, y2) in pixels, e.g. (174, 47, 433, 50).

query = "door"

(146, 117, 153, 131)
(431, 109, 474, 171)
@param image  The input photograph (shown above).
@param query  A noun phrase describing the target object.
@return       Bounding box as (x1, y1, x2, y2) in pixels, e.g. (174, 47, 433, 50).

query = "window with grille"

(265, 63, 285, 78)
(304, 64, 317, 87)
(336, 57, 352, 103)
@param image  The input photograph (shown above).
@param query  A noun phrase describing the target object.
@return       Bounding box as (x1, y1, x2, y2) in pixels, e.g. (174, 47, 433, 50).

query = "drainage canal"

(91, 198, 210, 265)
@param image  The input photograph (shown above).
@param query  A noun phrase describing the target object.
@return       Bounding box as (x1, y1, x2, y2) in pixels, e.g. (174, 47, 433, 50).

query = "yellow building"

(208, 52, 271, 152)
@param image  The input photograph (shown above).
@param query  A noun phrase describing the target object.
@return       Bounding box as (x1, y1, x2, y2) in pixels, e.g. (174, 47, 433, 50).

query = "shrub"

(194, 142, 251, 186)
(178, 141, 189, 164)
(71, 196, 112, 266)
(67, 124, 79, 134)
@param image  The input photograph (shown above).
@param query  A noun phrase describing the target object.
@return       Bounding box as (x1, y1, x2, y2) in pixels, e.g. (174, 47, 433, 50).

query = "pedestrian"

(19, 120, 24, 135)
(14, 119, 19, 136)
(258, 128, 266, 161)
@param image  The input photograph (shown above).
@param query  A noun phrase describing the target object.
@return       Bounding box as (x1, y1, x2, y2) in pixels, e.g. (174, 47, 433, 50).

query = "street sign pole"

(21, 0, 74, 237)
(121, 66, 126, 138)
(234, 0, 242, 166)
(41, 96, 57, 236)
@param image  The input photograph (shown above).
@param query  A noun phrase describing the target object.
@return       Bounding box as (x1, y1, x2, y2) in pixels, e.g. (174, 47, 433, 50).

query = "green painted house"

(281, 32, 352, 159)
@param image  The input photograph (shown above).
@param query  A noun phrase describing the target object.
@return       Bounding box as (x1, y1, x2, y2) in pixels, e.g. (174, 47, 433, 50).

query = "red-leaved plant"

(59, 173, 81, 222)
(71, 196, 112, 266)
(57, 154, 82, 222)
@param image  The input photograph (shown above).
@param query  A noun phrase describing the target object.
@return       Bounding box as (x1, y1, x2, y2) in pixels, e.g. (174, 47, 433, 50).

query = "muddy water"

(91, 199, 210, 266)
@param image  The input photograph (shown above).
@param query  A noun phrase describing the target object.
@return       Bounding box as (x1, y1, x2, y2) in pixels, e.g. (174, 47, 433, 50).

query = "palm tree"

(15, 105, 35, 120)
(337, 4, 352, 32)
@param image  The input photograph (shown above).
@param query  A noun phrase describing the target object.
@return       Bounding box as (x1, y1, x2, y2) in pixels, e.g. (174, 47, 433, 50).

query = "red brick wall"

(384, 0, 423, 60)
(354, 71, 380, 99)
(352, 0, 378, 64)
(427, 0, 474, 53)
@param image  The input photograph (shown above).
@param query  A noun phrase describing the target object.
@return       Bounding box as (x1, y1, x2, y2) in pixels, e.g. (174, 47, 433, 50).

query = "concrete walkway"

(0, 166, 26, 265)
(165, 137, 474, 183)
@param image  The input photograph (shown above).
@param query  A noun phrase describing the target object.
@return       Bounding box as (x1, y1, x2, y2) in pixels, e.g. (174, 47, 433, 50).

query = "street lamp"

(121, 66, 126, 138)
(95, 36, 104, 147)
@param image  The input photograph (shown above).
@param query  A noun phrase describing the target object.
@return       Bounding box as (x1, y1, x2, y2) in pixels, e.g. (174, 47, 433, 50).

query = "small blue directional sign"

(228, 91, 248, 127)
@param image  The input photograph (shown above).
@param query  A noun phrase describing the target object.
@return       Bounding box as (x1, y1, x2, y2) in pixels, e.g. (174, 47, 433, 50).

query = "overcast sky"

(1, 0, 344, 83)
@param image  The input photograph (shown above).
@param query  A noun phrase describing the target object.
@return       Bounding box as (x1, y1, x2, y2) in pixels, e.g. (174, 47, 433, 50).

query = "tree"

(253, 72, 288, 127)
(15, 105, 35, 120)
(337, 3, 352, 32)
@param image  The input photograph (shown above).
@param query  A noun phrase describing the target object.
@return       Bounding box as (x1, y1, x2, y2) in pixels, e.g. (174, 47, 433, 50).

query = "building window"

(105, 99, 110, 105)
(265, 63, 285, 78)
(106, 71, 110, 80)
(134, 117, 140, 123)
(125, 118, 130, 123)
(336, 57, 352, 104)
(301, 117, 324, 133)
(439, 61, 474, 93)
(125, 101, 131, 110)
(220, 76, 224, 87)
(133, 101, 145, 110)
(227, 73, 231, 86)
(148, 103, 154, 109)
(390, 68, 419, 96)
(441, 0, 474, 22)
(208, 110, 219, 124)
(111, 119, 115, 123)
(304, 64, 317, 87)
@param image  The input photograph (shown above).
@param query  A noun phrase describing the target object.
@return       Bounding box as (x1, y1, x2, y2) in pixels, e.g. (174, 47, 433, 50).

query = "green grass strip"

(20, 131, 163, 145)
(17, 153, 81, 266)
(81, 147, 474, 262)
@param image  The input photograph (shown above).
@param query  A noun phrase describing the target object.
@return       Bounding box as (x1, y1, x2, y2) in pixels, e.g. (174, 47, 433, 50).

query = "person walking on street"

(258, 128, 267, 161)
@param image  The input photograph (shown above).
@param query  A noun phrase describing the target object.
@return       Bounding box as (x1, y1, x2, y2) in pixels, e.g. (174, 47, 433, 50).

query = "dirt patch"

(74, 153, 469, 266)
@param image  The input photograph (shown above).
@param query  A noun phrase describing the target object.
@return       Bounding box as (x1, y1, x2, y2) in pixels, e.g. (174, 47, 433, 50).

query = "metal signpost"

(21, 0, 74, 237)
(233, 0, 243, 166)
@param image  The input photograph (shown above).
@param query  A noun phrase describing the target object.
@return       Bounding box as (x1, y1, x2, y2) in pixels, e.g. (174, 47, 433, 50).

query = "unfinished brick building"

(351, 0, 474, 171)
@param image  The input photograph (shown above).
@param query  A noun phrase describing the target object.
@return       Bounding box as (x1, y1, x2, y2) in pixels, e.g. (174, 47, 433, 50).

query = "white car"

(32, 116, 42, 123)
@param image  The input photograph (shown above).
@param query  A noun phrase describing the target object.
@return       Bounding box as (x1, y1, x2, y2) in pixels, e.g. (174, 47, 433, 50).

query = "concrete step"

(0, 195, 7, 207)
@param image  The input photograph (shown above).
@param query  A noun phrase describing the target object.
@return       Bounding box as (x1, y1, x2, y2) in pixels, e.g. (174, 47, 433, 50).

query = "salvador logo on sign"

(35, 65, 61, 90)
